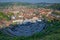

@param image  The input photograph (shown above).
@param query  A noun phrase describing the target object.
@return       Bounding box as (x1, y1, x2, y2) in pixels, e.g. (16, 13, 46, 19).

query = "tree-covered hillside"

(46, 4, 60, 10)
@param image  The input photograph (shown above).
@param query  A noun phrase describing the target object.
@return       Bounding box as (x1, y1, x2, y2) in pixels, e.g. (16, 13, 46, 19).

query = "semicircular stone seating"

(3, 21, 46, 36)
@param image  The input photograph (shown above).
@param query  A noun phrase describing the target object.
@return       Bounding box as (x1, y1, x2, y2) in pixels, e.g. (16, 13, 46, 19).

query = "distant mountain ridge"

(0, 2, 60, 9)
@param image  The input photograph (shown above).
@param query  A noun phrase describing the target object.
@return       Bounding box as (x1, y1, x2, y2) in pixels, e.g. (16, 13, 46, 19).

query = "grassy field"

(0, 12, 10, 21)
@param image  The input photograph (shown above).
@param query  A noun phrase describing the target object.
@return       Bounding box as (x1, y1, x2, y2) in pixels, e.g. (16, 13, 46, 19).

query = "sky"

(0, 0, 60, 3)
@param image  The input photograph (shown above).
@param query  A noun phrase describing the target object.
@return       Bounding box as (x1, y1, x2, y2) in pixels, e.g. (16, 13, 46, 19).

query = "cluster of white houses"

(0, 6, 60, 27)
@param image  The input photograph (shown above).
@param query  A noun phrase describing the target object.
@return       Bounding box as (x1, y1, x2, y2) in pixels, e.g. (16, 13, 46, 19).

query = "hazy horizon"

(0, 0, 60, 3)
